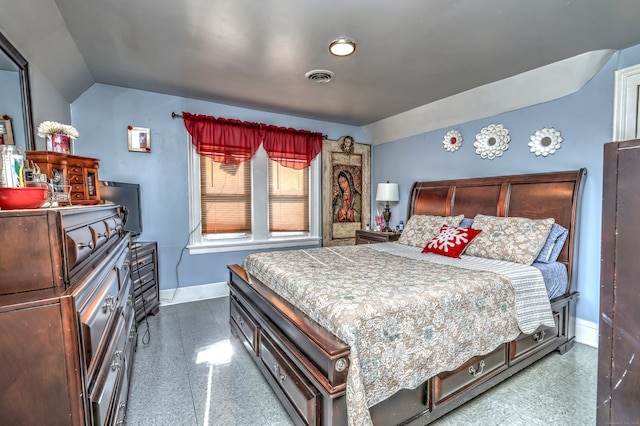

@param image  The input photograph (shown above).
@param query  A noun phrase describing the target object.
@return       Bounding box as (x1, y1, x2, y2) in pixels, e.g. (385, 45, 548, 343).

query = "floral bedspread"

(242, 244, 554, 426)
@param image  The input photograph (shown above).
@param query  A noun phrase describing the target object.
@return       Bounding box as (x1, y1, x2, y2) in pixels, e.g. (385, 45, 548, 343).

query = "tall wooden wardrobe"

(599, 139, 640, 423)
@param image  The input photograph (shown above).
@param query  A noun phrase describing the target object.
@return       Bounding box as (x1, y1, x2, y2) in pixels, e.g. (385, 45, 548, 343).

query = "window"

(269, 160, 309, 234)
(188, 144, 321, 253)
(200, 158, 251, 235)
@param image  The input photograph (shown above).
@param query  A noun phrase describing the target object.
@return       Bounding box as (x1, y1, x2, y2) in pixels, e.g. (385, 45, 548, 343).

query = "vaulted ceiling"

(5, 1, 640, 132)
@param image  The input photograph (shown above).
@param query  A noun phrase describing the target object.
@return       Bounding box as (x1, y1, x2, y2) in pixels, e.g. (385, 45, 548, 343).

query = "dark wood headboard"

(407, 169, 587, 296)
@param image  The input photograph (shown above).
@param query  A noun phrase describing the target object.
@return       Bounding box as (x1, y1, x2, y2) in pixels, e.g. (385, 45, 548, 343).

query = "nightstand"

(355, 229, 401, 245)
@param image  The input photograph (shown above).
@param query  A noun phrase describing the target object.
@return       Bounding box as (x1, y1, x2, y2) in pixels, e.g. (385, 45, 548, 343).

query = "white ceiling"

(7, 1, 640, 132)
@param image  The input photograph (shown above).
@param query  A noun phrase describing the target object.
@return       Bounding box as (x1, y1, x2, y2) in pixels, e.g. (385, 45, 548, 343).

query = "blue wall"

(71, 84, 367, 292)
(372, 46, 640, 326)
(71, 43, 640, 326)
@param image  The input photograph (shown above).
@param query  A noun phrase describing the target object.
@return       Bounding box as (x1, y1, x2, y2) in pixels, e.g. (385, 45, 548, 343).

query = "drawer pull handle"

(236, 315, 245, 327)
(273, 364, 287, 383)
(111, 350, 124, 370)
(96, 232, 108, 238)
(468, 360, 485, 378)
(102, 295, 115, 313)
(116, 402, 126, 425)
(78, 240, 94, 250)
(532, 330, 546, 342)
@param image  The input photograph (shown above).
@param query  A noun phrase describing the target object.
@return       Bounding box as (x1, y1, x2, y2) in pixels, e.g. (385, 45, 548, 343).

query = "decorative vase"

(46, 133, 72, 154)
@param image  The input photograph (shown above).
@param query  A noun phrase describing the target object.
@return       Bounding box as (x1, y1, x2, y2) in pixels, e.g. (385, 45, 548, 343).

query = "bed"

(227, 169, 586, 425)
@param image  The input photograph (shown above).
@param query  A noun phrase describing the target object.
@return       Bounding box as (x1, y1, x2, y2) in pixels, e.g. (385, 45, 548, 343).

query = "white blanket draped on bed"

(242, 243, 554, 426)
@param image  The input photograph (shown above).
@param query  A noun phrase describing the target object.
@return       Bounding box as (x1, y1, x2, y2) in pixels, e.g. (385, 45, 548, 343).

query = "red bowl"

(0, 186, 48, 210)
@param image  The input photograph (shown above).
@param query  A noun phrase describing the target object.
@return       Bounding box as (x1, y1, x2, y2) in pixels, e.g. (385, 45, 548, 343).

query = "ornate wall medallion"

(338, 135, 355, 155)
(443, 129, 463, 152)
(474, 124, 510, 159)
(528, 127, 562, 157)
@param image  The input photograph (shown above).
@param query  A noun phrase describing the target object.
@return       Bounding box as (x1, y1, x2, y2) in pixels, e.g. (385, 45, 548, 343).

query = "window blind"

(200, 156, 251, 234)
(268, 159, 309, 233)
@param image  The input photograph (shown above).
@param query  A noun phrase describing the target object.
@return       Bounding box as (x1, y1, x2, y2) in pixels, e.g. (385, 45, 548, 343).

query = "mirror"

(0, 30, 35, 151)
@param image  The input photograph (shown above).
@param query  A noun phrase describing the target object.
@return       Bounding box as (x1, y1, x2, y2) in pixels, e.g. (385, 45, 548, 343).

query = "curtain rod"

(171, 112, 328, 139)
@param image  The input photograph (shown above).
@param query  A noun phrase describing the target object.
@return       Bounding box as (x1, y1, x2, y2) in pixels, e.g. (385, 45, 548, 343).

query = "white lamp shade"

(376, 183, 399, 202)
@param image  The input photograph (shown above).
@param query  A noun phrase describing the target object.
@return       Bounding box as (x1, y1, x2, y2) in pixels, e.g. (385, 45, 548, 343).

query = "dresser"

(599, 139, 640, 424)
(0, 205, 137, 425)
(131, 241, 160, 323)
(26, 150, 101, 205)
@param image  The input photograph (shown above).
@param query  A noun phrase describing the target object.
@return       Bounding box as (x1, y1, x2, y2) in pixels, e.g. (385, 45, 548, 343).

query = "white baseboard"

(159, 282, 601, 349)
(575, 318, 599, 348)
(159, 281, 229, 306)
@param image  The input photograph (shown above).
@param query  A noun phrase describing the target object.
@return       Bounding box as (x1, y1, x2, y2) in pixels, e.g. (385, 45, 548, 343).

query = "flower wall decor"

(528, 127, 562, 157)
(443, 129, 463, 152)
(474, 124, 510, 159)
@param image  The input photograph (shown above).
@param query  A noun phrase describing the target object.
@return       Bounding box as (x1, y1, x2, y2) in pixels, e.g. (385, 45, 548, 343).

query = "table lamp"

(375, 182, 399, 232)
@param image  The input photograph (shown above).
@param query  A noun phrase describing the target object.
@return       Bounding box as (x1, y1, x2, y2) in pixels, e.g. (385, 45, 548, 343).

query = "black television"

(99, 181, 143, 236)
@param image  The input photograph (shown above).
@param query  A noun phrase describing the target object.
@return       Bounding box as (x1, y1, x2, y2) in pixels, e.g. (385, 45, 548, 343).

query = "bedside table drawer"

(355, 230, 400, 245)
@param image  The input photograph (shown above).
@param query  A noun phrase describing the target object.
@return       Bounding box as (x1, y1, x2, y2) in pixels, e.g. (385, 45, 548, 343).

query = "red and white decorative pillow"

(422, 225, 482, 258)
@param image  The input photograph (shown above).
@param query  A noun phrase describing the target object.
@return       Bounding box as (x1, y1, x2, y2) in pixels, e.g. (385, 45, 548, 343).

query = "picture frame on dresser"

(0, 115, 14, 145)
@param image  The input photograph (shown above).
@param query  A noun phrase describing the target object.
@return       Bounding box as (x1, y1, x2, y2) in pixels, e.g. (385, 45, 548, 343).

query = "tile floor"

(125, 298, 597, 426)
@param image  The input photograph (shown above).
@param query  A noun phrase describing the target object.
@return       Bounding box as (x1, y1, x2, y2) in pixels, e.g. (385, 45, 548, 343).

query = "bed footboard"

(228, 264, 350, 426)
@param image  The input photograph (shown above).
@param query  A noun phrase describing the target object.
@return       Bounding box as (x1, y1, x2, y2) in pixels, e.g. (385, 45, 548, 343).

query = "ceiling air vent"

(305, 69, 335, 83)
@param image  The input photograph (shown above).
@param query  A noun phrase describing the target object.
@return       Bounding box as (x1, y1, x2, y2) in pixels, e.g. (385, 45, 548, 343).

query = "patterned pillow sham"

(465, 214, 555, 265)
(422, 224, 482, 258)
(398, 214, 464, 248)
(535, 223, 568, 263)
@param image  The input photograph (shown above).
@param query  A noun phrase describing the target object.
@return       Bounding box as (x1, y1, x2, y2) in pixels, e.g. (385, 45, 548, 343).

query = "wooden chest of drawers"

(0, 206, 136, 425)
(26, 150, 101, 205)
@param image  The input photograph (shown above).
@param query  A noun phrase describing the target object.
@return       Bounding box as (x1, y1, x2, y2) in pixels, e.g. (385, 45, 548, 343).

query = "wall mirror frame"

(0, 30, 35, 150)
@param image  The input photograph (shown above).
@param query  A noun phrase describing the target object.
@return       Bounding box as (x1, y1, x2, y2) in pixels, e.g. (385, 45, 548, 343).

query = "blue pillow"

(459, 217, 474, 228)
(535, 223, 568, 263)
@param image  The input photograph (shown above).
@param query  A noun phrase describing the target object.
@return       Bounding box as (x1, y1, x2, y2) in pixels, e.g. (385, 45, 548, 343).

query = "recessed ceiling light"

(329, 38, 356, 57)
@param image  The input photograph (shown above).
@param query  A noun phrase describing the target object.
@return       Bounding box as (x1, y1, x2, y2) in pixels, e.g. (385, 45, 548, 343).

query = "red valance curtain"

(182, 112, 323, 169)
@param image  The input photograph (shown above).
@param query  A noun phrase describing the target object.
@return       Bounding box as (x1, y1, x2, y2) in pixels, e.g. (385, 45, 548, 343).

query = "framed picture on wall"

(128, 126, 151, 152)
(0, 115, 14, 145)
(322, 137, 371, 246)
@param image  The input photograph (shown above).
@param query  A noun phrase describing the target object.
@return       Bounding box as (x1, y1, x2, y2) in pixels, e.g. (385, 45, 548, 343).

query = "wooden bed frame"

(228, 168, 586, 425)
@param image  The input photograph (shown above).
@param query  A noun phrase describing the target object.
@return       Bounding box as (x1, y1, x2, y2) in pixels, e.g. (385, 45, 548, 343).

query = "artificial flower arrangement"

(37, 121, 79, 154)
(37, 121, 80, 139)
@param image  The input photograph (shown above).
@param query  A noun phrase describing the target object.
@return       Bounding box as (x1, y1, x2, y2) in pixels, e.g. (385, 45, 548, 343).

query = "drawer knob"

(532, 330, 546, 342)
(468, 360, 485, 378)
